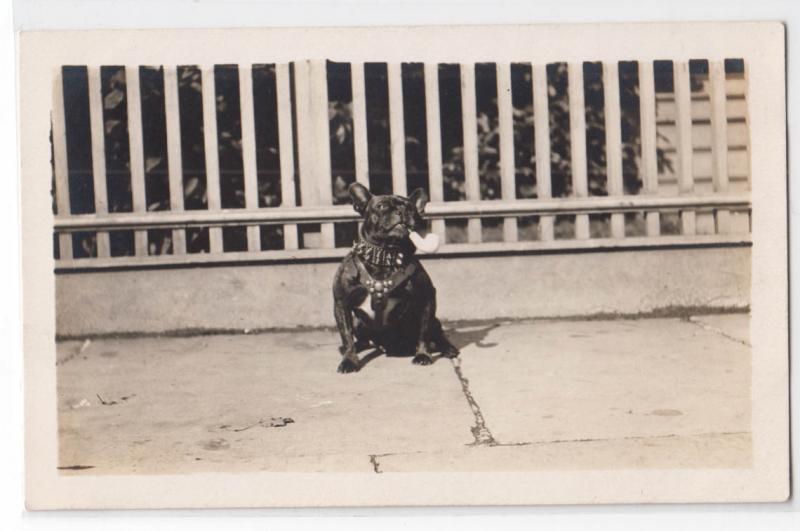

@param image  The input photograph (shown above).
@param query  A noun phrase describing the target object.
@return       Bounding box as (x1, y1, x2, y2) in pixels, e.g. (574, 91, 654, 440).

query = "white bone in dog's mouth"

(409, 231, 440, 254)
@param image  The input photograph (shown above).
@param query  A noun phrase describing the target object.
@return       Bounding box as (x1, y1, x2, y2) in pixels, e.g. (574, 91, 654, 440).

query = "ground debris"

(218, 417, 295, 432)
(96, 393, 136, 406)
(70, 398, 92, 409)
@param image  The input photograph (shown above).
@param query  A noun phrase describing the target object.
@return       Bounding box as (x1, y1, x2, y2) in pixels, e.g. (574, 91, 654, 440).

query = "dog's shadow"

(446, 323, 500, 351)
(356, 323, 500, 370)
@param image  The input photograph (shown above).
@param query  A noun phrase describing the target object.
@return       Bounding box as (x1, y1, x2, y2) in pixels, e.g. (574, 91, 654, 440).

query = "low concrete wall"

(56, 246, 750, 337)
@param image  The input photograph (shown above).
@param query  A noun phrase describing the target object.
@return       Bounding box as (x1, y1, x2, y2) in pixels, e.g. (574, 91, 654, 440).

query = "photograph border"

(20, 21, 788, 509)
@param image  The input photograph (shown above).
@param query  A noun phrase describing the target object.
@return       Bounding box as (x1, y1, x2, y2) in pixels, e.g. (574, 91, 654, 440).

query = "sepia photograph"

(19, 22, 789, 508)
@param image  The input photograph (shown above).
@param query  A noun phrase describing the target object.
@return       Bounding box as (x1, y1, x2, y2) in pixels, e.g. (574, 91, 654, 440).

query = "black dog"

(332, 183, 459, 373)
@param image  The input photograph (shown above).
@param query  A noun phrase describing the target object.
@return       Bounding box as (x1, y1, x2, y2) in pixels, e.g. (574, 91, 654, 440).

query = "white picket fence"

(51, 59, 751, 270)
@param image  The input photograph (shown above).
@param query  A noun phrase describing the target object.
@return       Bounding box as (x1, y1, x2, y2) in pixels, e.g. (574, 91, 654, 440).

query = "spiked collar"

(353, 237, 408, 268)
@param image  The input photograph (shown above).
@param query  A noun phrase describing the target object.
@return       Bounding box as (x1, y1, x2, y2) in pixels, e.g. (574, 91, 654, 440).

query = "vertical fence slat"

(201, 65, 224, 252)
(351, 63, 369, 238)
(638, 60, 660, 237)
(568, 62, 589, 240)
(674, 61, 696, 236)
(293, 62, 319, 204)
(275, 63, 298, 250)
(388, 62, 408, 196)
(603, 61, 625, 239)
(312, 60, 335, 248)
(424, 62, 446, 241)
(87, 66, 110, 257)
(125, 65, 149, 255)
(295, 60, 334, 248)
(496, 62, 518, 243)
(710, 60, 731, 234)
(238, 64, 262, 251)
(52, 68, 73, 259)
(351, 62, 370, 187)
(460, 62, 481, 243)
(163, 65, 187, 254)
(533, 63, 554, 241)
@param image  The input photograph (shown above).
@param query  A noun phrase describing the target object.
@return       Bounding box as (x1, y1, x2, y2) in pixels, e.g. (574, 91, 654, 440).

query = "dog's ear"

(408, 188, 429, 215)
(349, 182, 372, 216)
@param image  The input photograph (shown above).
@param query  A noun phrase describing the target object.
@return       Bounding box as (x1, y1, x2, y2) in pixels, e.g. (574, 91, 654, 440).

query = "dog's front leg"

(334, 299, 360, 373)
(411, 299, 436, 366)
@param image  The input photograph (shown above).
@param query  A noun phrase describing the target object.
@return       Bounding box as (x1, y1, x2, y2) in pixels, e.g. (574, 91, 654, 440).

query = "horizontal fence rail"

(51, 59, 752, 270)
(55, 195, 751, 231)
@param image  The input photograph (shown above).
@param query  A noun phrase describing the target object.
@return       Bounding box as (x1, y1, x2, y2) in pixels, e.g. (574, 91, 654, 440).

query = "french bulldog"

(332, 183, 459, 373)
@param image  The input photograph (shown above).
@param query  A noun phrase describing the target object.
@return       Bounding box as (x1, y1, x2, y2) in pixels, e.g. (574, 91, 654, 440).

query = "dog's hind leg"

(334, 300, 360, 373)
(431, 318, 460, 358)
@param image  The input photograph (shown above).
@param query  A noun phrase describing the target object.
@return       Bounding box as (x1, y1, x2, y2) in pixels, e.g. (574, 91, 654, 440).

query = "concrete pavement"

(56, 313, 751, 474)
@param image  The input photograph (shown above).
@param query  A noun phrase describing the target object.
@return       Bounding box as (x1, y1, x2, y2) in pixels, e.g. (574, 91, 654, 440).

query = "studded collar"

(352, 237, 408, 269)
(352, 251, 419, 310)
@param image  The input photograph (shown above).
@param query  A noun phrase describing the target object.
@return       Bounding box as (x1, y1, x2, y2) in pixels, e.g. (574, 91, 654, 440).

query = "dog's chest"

(351, 264, 416, 328)
(355, 290, 406, 325)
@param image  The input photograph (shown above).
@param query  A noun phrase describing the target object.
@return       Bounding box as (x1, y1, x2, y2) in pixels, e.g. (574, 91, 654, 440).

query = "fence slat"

(710, 60, 731, 234)
(163, 65, 187, 254)
(533, 63, 554, 241)
(87, 66, 110, 257)
(238, 64, 262, 251)
(201, 65, 224, 252)
(674, 61, 696, 236)
(312, 60, 335, 248)
(424, 63, 446, 242)
(294, 60, 334, 248)
(293, 61, 318, 205)
(351, 62, 370, 187)
(388, 62, 408, 196)
(496, 62, 518, 243)
(125, 65, 149, 255)
(638, 60, 660, 237)
(276, 63, 298, 250)
(603, 61, 625, 239)
(52, 68, 73, 259)
(568, 62, 589, 240)
(460, 63, 481, 243)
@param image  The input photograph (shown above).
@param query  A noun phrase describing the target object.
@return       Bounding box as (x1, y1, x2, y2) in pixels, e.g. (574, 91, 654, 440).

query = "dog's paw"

(337, 358, 360, 374)
(412, 353, 433, 366)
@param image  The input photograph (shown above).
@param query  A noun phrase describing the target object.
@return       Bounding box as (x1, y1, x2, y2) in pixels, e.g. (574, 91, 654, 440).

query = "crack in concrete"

(450, 358, 496, 447)
(56, 339, 92, 366)
(368, 454, 382, 474)
(358, 431, 751, 472)
(362, 431, 751, 467)
(498, 430, 751, 448)
(687, 317, 751, 347)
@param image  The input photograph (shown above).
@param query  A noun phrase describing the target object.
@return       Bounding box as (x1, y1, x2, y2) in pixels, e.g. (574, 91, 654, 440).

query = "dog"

(332, 183, 460, 373)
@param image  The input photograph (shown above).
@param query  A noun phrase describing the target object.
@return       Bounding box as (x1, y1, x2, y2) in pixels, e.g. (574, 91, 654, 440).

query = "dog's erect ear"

(408, 188, 429, 215)
(349, 182, 372, 215)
